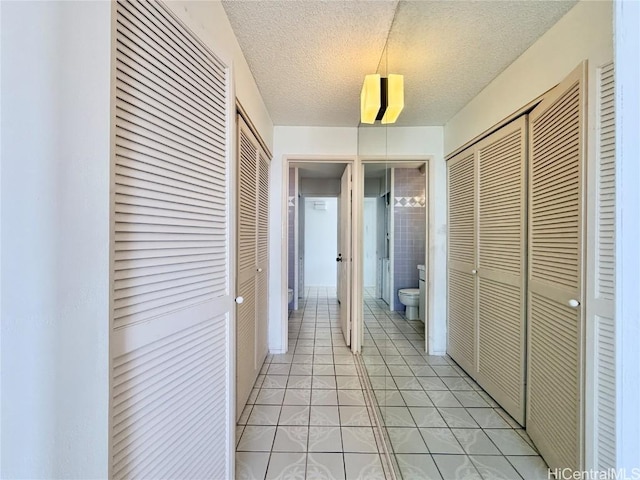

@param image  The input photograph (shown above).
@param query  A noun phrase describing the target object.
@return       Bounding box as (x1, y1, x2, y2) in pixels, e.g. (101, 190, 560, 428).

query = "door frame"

(357, 156, 432, 354)
(281, 156, 358, 354)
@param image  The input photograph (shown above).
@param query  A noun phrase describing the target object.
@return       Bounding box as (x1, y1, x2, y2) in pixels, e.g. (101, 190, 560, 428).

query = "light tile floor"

(235, 287, 550, 479)
(236, 287, 387, 480)
(362, 288, 549, 480)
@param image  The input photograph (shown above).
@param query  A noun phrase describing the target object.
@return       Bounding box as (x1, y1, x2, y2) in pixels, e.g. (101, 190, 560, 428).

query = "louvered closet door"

(256, 151, 270, 367)
(447, 148, 476, 375)
(590, 62, 616, 470)
(112, 1, 231, 478)
(237, 119, 259, 417)
(527, 63, 586, 470)
(476, 117, 527, 425)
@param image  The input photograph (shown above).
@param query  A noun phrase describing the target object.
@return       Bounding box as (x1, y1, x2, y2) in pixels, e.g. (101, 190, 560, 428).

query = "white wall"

(270, 127, 358, 352)
(1, 2, 111, 477)
(615, 0, 640, 468)
(165, 1, 274, 151)
(304, 198, 338, 287)
(444, 0, 613, 155)
(363, 198, 378, 287)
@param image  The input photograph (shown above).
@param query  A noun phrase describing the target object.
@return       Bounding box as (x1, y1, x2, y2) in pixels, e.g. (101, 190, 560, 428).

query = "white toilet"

(398, 288, 420, 320)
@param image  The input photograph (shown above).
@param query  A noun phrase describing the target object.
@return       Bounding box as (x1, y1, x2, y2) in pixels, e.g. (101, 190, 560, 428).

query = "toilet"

(398, 288, 420, 320)
(288, 288, 294, 304)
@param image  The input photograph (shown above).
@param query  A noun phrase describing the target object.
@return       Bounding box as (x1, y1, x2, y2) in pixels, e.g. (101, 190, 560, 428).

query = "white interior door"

(339, 164, 352, 346)
(298, 196, 305, 301)
(111, 1, 232, 477)
(527, 63, 586, 470)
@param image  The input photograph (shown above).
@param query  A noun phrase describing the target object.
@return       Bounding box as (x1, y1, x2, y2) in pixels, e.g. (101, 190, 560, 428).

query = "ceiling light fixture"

(360, 73, 404, 124)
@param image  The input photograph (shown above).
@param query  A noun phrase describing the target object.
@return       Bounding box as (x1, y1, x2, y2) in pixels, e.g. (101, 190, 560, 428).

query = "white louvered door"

(256, 151, 270, 366)
(588, 61, 616, 470)
(111, 1, 232, 478)
(236, 118, 269, 418)
(527, 63, 586, 470)
(447, 148, 476, 375)
(475, 117, 527, 425)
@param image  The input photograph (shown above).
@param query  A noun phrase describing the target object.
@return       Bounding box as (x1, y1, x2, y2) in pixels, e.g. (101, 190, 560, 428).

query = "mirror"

(357, 6, 431, 476)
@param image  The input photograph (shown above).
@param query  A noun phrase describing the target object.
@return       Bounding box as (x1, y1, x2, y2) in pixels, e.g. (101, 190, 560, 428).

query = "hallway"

(236, 288, 548, 479)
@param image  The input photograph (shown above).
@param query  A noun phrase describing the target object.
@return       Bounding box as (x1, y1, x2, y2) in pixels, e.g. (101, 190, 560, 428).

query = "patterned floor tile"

(235, 452, 269, 480)
(343, 453, 385, 480)
(386, 427, 429, 454)
(306, 452, 346, 480)
(265, 452, 306, 480)
(396, 454, 443, 480)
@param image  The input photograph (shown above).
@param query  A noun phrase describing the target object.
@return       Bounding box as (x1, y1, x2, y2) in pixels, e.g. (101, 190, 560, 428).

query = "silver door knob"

(257, 268, 263, 273)
(235, 296, 244, 304)
(471, 269, 477, 275)
(568, 299, 580, 308)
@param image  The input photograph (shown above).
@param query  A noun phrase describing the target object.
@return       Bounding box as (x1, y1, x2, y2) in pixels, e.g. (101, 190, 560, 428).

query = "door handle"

(257, 268, 263, 273)
(336, 254, 343, 262)
(471, 269, 477, 275)
(567, 299, 580, 308)
(235, 296, 244, 304)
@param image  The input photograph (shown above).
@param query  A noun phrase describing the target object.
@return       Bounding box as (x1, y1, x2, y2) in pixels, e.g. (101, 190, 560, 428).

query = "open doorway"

(360, 161, 429, 350)
(285, 160, 354, 352)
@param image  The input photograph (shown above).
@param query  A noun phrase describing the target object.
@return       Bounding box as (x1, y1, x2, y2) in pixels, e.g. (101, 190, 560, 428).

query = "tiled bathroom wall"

(288, 167, 296, 310)
(393, 168, 426, 311)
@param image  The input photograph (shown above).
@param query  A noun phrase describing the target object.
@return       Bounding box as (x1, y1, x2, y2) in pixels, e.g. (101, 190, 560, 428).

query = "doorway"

(285, 160, 354, 352)
(359, 161, 429, 351)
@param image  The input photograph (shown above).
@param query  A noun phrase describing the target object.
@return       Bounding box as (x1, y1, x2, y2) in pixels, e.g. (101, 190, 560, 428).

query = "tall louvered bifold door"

(111, 1, 232, 478)
(447, 148, 476, 376)
(447, 118, 527, 426)
(236, 117, 270, 419)
(527, 63, 586, 471)
(588, 62, 616, 471)
(475, 117, 527, 425)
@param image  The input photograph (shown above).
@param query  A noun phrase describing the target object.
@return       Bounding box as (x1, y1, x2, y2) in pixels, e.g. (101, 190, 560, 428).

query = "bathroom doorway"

(360, 161, 429, 349)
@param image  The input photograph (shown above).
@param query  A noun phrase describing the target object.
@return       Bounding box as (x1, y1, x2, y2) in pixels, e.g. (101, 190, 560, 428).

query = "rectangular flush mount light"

(360, 74, 381, 124)
(360, 73, 404, 124)
(381, 74, 404, 124)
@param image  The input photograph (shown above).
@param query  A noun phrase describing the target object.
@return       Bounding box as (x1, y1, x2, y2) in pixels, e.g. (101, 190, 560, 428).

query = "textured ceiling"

(222, 0, 577, 127)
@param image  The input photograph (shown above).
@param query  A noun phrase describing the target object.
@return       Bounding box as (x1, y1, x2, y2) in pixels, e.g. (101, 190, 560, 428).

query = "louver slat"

(112, 1, 230, 478)
(527, 63, 585, 471)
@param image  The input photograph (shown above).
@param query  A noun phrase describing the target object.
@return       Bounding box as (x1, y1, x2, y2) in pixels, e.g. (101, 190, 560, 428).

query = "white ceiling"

(222, 0, 576, 127)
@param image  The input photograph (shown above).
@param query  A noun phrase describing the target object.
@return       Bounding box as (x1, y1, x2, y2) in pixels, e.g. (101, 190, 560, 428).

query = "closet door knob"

(568, 299, 580, 308)
(471, 269, 477, 275)
(235, 296, 244, 304)
(257, 268, 263, 273)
